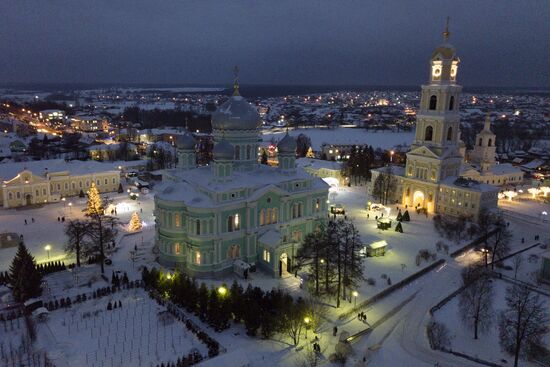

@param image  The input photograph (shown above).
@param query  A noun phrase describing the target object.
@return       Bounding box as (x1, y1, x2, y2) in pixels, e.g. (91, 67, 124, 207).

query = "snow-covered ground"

(262, 127, 413, 151)
(433, 278, 547, 367)
(36, 288, 208, 367)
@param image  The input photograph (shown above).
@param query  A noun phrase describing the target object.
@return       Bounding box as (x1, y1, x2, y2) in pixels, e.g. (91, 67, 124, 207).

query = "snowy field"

(36, 288, 208, 367)
(262, 127, 413, 151)
(433, 278, 547, 367)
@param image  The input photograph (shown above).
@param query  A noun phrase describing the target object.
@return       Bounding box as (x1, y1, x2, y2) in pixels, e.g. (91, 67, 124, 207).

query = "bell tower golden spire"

(443, 16, 450, 42)
(233, 65, 240, 96)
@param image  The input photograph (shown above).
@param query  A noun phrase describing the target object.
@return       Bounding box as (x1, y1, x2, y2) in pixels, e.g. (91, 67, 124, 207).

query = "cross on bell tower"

(233, 66, 240, 96)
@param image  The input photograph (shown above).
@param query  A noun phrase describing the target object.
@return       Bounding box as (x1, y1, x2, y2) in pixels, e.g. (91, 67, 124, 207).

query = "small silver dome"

(176, 133, 196, 150)
(211, 96, 261, 131)
(277, 133, 296, 154)
(213, 139, 234, 161)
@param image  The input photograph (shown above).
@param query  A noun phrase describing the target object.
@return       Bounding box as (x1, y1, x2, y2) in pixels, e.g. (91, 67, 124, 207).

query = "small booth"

(365, 240, 388, 257)
(376, 218, 392, 230)
(233, 259, 251, 279)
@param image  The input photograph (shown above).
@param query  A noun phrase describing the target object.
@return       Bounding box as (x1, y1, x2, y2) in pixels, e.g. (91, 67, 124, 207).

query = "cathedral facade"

(154, 82, 328, 278)
(370, 23, 499, 220)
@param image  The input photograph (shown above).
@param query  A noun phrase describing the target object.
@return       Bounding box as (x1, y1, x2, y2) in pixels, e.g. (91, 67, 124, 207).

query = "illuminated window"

(175, 243, 181, 255)
(228, 245, 240, 259)
(271, 208, 278, 224)
(263, 249, 270, 263)
(234, 214, 240, 230)
(292, 230, 302, 242)
(175, 213, 181, 227)
(195, 251, 201, 264)
(315, 198, 320, 210)
(259, 209, 265, 226)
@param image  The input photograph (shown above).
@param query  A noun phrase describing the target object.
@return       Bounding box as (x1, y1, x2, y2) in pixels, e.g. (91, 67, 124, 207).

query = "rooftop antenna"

(233, 65, 240, 96)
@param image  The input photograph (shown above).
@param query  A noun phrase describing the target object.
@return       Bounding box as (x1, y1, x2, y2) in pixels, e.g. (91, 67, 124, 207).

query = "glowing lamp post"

(390, 150, 394, 163)
(352, 291, 359, 307)
(304, 317, 311, 339)
(481, 248, 489, 267)
(217, 286, 227, 297)
(44, 244, 51, 259)
(541, 187, 550, 197)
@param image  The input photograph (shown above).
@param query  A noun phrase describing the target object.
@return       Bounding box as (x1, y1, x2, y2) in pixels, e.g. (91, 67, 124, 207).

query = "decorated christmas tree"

(306, 147, 315, 158)
(395, 221, 403, 233)
(86, 182, 103, 215)
(128, 212, 142, 232)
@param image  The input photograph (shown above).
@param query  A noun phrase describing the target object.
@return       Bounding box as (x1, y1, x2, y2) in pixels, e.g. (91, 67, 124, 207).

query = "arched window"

(429, 95, 437, 110)
(488, 139, 492, 147)
(449, 96, 455, 110)
(271, 208, 278, 224)
(174, 213, 181, 227)
(234, 214, 240, 230)
(228, 245, 240, 259)
(259, 209, 265, 226)
(424, 126, 433, 141)
(235, 145, 240, 160)
(196, 219, 201, 235)
(266, 208, 272, 225)
(227, 216, 233, 232)
(446, 127, 452, 141)
(478, 138, 483, 146)
(246, 145, 251, 160)
(175, 243, 181, 255)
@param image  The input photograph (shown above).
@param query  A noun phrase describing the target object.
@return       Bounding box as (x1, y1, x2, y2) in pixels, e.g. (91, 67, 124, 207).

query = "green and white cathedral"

(154, 83, 329, 278)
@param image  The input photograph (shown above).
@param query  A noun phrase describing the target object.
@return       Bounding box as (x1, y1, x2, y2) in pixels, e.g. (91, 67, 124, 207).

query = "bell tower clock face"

(450, 66, 457, 81)
(432, 67, 441, 80)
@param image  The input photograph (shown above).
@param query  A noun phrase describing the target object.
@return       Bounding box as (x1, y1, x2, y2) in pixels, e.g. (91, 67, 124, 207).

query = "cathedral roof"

(176, 132, 196, 150)
(212, 139, 235, 161)
(211, 95, 262, 131)
(431, 43, 457, 60)
(277, 133, 296, 153)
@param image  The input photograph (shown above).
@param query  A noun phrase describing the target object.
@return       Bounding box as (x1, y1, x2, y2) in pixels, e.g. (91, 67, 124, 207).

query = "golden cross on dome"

(443, 16, 450, 42)
(233, 65, 240, 96)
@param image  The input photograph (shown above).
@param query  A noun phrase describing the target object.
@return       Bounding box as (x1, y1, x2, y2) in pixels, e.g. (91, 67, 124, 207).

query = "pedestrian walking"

(24, 219, 27, 225)
(31, 217, 35, 223)
(333, 326, 338, 336)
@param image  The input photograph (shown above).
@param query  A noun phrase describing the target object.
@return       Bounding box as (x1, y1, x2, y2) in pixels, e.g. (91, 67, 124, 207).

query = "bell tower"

(406, 18, 464, 182)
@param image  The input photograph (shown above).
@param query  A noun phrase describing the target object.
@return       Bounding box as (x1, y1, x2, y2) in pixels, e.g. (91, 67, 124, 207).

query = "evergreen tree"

(260, 150, 268, 165)
(197, 283, 209, 320)
(396, 211, 403, 222)
(305, 147, 315, 158)
(86, 182, 103, 215)
(402, 210, 411, 221)
(395, 222, 403, 233)
(9, 243, 42, 302)
(294, 227, 327, 295)
(128, 212, 142, 231)
(117, 183, 124, 193)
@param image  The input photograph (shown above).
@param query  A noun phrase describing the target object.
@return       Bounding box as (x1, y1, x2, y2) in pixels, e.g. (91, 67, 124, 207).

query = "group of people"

(23, 217, 35, 225)
(57, 216, 66, 222)
(357, 311, 367, 323)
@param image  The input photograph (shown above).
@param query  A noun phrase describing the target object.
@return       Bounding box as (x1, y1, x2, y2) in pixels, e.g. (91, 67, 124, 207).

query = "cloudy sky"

(0, 0, 548, 87)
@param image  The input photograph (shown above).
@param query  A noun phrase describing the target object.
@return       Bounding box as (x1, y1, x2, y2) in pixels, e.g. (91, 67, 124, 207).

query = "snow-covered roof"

(0, 159, 144, 181)
(258, 229, 282, 249)
(296, 158, 342, 171)
(156, 164, 328, 208)
(521, 159, 545, 170)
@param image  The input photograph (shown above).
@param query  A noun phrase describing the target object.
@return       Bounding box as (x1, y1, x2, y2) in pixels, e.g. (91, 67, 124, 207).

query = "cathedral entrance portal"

(25, 194, 32, 206)
(279, 253, 290, 277)
(413, 191, 425, 208)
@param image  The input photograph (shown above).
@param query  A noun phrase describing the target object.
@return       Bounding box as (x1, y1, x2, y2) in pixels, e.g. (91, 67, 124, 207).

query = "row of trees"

(295, 218, 364, 308)
(142, 268, 324, 346)
(340, 145, 376, 185)
(457, 263, 548, 367)
(371, 165, 397, 205)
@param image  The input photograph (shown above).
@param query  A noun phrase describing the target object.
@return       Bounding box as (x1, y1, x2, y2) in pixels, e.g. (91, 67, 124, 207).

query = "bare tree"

(499, 285, 549, 367)
(64, 219, 90, 267)
(86, 196, 118, 274)
(513, 255, 523, 280)
(490, 219, 512, 269)
(304, 295, 329, 334)
(458, 265, 494, 339)
(372, 166, 396, 205)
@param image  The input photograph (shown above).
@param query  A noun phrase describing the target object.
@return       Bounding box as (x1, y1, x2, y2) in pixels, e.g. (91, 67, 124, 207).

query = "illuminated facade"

(370, 21, 498, 219)
(155, 81, 328, 278)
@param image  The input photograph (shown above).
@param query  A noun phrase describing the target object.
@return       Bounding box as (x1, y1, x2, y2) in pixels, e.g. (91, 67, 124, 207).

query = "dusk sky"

(1, 0, 548, 87)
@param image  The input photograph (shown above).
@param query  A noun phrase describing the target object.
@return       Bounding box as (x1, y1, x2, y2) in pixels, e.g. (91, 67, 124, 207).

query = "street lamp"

(218, 286, 227, 297)
(44, 245, 51, 259)
(481, 248, 489, 267)
(390, 150, 394, 163)
(304, 317, 311, 339)
(68, 202, 72, 214)
(352, 291, 359, 307)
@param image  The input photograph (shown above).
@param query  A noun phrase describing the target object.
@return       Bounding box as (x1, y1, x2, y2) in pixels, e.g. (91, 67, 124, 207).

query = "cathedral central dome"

(211, 95, 262, 131)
